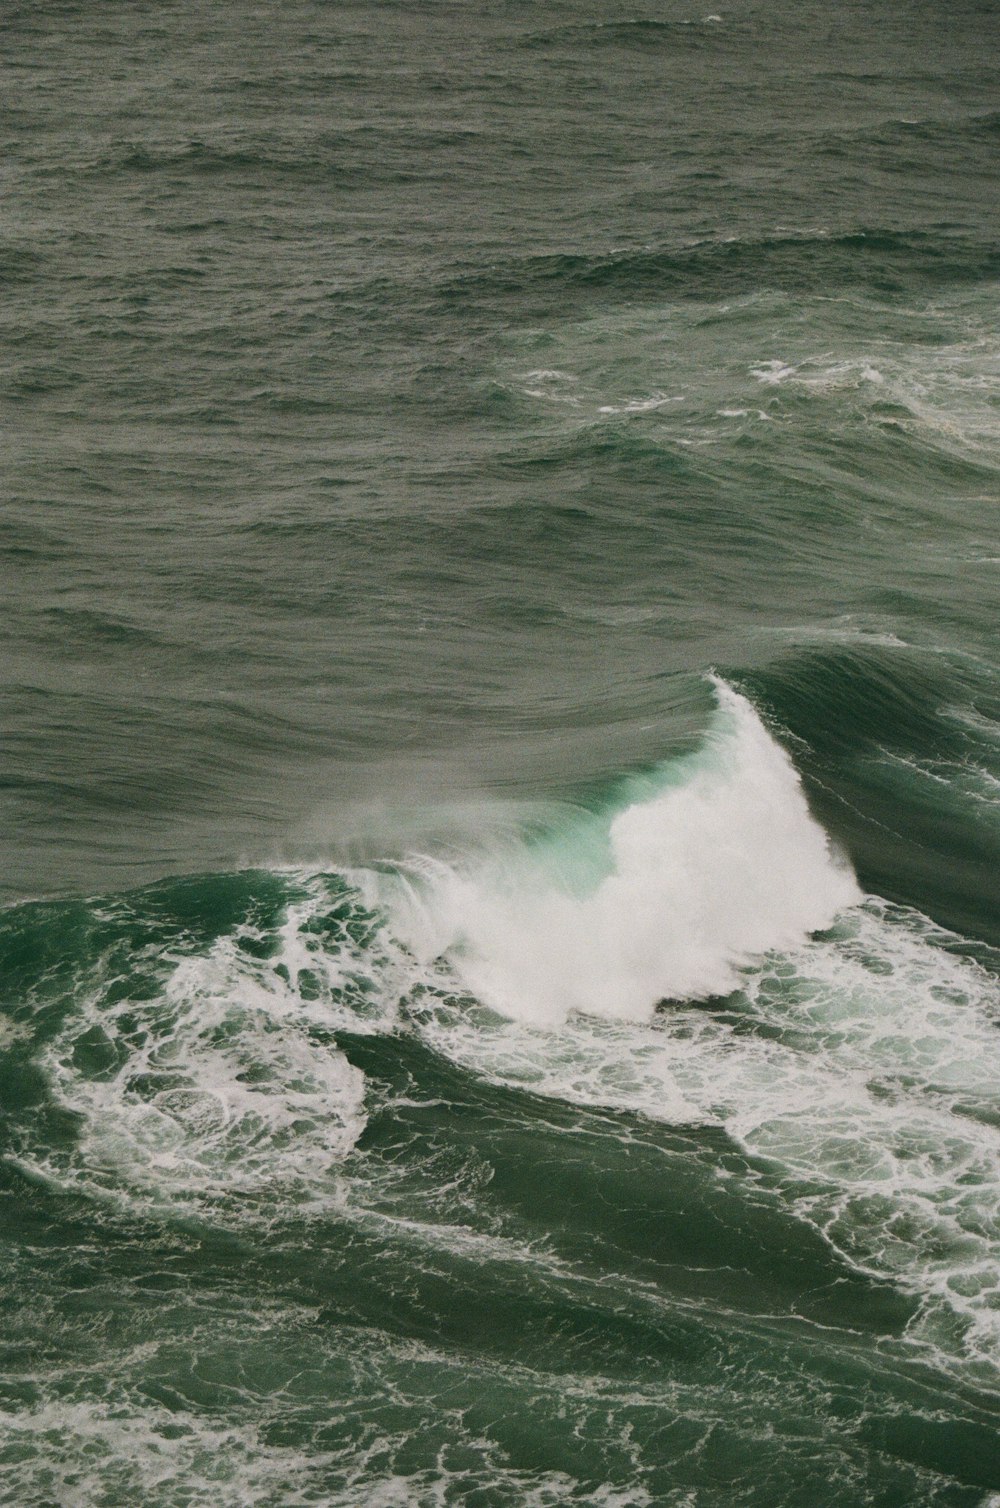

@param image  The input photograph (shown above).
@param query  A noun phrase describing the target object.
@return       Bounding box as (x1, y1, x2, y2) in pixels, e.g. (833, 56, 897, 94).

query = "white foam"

(750, 338, 1000, 452)
(0, 1015, 32, 1050)
(879, 745, 1000, 810)
(750, 359, 798, 385)
(0, 1345, 657, 1508)
(403, 895, 1000, 1381)
(751, 357, 887, 389)
(390, 681, 859, 1024)
(597, 392, 683, 415)
(20, 884, 393, 1217)
(766, 619, 911, 650)
(519, 368, 582, 405)
(947, 702, 1000, 743)
(0, 1398, 326, 1508)
(502, 285, 1000, 466)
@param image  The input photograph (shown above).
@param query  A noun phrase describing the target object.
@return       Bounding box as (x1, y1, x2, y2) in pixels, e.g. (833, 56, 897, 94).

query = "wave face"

(4, 0, 1000, 1501)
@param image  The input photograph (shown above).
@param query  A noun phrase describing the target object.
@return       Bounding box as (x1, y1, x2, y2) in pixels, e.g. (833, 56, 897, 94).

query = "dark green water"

(3, 1, 1000, 1503)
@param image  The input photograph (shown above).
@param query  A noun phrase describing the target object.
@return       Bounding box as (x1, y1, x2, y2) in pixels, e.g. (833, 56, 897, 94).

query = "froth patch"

(0, 1398, 322, 1508)
(402, 898, 1000, 1381)
(17, 882, 389, 1218)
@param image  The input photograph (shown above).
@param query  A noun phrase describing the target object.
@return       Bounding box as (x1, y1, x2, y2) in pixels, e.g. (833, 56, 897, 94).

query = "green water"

(2, 0, 1000, 1502)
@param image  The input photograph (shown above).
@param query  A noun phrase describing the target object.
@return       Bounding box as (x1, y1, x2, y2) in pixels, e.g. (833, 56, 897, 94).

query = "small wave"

(0, 242, 46, 285)
(856, 108, 1000, 150)
(519, 17, 725, 51)
(442, 230, 1000, 308)
(747, 342, 1000, 456)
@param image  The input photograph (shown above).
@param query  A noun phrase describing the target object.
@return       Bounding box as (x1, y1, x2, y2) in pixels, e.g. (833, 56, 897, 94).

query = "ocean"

(2, 0, 1000, 1502)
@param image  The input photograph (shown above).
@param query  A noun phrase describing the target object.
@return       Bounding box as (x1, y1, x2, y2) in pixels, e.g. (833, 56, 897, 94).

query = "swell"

(17, 221, 985, 319)
(439, 230, 1000, 307)
(518, 16, 727, 51)
(743, 646, 1000, 949)
(65, 129, 498, 190)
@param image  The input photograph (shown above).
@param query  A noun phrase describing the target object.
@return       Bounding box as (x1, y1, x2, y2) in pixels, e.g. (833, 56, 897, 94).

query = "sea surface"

(2, 1, 1000, 1503)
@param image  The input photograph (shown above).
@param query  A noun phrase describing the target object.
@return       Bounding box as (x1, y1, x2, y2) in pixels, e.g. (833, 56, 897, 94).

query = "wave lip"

(399, 681, 860, 1024)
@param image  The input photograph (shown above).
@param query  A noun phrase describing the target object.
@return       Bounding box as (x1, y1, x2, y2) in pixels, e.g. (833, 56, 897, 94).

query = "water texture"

(2, 0, 1000, 1503)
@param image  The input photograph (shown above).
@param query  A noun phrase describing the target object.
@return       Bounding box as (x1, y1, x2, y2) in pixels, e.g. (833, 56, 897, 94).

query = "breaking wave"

(388, 680, 860, 1022)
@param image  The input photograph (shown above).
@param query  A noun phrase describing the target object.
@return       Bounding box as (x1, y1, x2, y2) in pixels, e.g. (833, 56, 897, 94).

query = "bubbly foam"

(17, 882, 390, 1217)
(404, 898, 1000, 1381)
(506, 288, 1000, 466)
(749, 336, 1000, 453)
(0, 1398, 326, 1508)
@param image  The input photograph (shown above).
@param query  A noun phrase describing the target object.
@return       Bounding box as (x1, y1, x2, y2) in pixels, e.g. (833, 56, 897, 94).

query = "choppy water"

(3, 1, 1000, 1503)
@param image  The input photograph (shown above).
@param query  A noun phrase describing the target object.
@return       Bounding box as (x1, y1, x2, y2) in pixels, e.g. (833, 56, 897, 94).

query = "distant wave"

(441, 230, 1000, 305)
(518, 16, 728, 51)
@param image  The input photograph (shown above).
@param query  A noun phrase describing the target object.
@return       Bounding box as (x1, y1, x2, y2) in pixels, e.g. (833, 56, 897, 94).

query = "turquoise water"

(3, 1, 1000, 1502)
